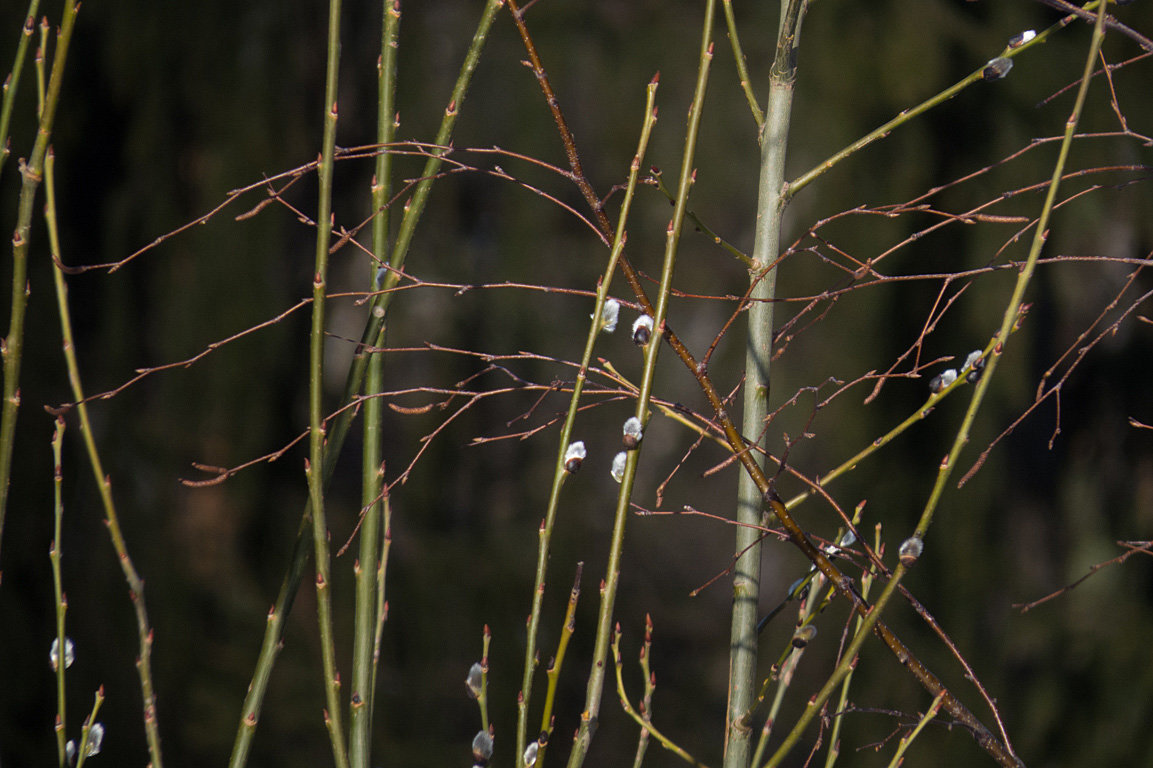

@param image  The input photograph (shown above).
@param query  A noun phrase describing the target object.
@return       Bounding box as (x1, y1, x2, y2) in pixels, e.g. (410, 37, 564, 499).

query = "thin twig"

(1014, 541, 1153, 612)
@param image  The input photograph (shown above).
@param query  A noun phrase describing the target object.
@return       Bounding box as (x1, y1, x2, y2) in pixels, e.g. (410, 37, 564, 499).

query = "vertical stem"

(567, 4, 716, 766)
(46, 149, 164, 768)
(726, 3, 805, 767)
(768, 9, 1110, 765)
(762, 10, 1110, 765)
(309, 0, 348, 765)
(229, 5, 499, 764)
(349, 3, 400, 767)
(0, 1, 43, 177)
(0, 0, 77, 567)
(515, 77, 658, 768)
(51, 416, 68, 768)
(382, 0, 502, 290)
(515, 1, 1015, 762)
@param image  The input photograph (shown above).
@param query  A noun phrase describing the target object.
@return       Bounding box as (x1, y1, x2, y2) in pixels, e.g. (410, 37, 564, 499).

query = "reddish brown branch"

(1013, 541, 1153, 612)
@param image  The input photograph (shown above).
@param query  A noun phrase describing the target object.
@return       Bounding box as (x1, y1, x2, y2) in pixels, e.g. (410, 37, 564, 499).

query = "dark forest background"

(2, 1, 1152, 767)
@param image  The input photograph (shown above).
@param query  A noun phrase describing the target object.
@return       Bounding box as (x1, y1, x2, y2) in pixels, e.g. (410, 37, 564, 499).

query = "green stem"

(50, 416, 67, 768)
(763, 9, 1108, 766)
(371, 497, 391, 730)
(535, 563, 584, 767)
(913, 4, 1107, 546)
(380, 0, 502, 296)
(649, 172, 753, 268)
(35, 18, 47, 115)
(612, 627, 711, 768)
(0, 0, 77, 570)
(0, 0, 42, 177)
(74, 689, 105, 768)
(308, 0, 349, 764)
(820, 528, 876, 768)
(783, 335, 1005, 512)
(349, 4, 401, 767)
(631, 615, 656, 768)
(785, 6, 1082, 202)
(884, 694, 944, 768)
(478, 627, 492, 733)
(720, 0, 764, 130)
(515, 74, 659, 768)
(46, 149, 164, 768)
(511, 2, 1016, 764)
(727, 4, 806, 767)
(228, 4, 500, 765)
(568, 5, 716, 766)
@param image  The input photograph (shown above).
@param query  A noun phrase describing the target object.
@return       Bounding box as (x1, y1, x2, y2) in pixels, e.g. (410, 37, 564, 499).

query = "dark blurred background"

(2, 1, 1152, 766)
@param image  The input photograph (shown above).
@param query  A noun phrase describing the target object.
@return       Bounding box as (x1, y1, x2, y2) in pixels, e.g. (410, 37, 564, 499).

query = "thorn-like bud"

(632, 314, 654, 346)
(982, 57, 1013, 81)
(929, 368, 958, 393)
(596, 299, 620, 333)
(898, 536, 924, 567)
(611, 451, 628, 483)
(564, 441, 587, 473)
(465, 662, 483, 699)
(791, 625, 818, 649)
(622, 416, 643, 449)
(1008, 30, 1036, 48)
(471, 730, 493, 765)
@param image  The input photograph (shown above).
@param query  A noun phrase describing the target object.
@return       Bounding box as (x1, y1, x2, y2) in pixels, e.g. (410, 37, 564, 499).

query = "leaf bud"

(1008, 30, 1036, 48)
(982, 57, 1013, 81)
(50, 636, 75, 671)
(929, 368, 958, 393)
(465, 662, 483, 699)
(85, 722, 105, 757)
(898, 536, 924, 567)
(597, 299, 620, 333)
(611, 451, 628, 483)
(632, 314, 654, 346)
(791, 624, 818, 649)
(963, 349, 986, 384)
(471, 730, 494, 765)
(622, 416, 644, 449)
(564, 441, 587, 473)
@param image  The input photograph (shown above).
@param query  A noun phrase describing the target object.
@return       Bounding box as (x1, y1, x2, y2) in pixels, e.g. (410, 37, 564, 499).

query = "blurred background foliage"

(1, 1, 1152, 766)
